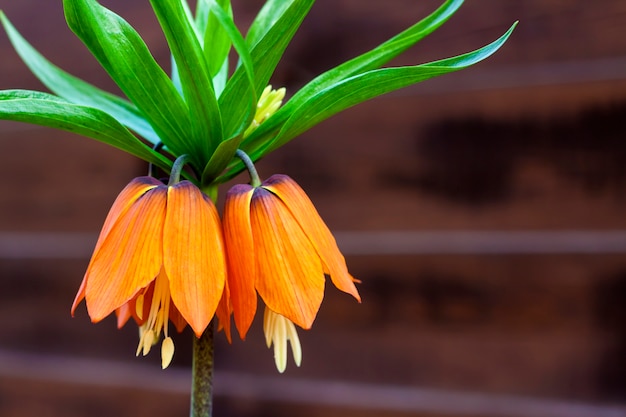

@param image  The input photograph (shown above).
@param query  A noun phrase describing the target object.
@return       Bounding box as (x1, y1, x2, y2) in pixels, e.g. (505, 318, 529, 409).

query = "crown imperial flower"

(72, 175, 228, 368)
(223, 173, 360, 371)
(0, 0, 516, 411)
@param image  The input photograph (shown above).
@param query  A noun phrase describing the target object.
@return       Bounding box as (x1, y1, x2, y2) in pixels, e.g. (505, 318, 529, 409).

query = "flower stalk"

(190, 321, 215, 417)
(235, 149, 261, 187)
(168, 154, 191, 186)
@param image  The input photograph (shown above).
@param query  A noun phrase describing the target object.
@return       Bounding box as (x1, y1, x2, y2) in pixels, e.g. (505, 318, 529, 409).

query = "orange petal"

(96, 177, 163, 250)
(169, 302, 188, 333)
(215, 277, 232, 343)
(264, 175, 360, 302)
(164, 181, 226, 337)
(251, 187, 325, 329)
(71, 278, 87, 317)
(115, 303, 133, 329)
(85, 185, 167, 322)
(223, 184, 257, 339)
(72, 177, 161, 315)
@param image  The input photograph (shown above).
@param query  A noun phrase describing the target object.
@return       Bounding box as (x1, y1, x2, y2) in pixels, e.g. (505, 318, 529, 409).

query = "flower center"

(263, 307, 302, 373)
(135, 268, 175, 369)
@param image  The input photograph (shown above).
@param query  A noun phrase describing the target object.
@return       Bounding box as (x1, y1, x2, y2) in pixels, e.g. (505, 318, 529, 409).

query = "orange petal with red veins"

(251, 188, 325, 329)
(164, 181, 225, 337)
(223, 184, 257, 339)
(72, 177, 161, 316)
(85, 186, 167, 322)
(264, 175, 360, 302)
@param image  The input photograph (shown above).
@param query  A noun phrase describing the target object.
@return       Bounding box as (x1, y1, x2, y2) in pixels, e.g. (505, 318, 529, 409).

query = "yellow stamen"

(135, 268, 175, 368)
(161, 337, 175, 369)
(263, 307, 302, 373)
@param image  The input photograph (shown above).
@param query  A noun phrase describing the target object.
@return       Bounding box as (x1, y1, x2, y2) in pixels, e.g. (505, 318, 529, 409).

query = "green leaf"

(200, 135, 244, 185)
(245, 0, 297, 48)
(200, 0, 233, 77)
(243, 0, 464, 152)
(148, 0, 223, 165)
(191, 0, 230, 96)
(193, 0, 257, 184)
(172, 0, 234, 100)
(215, 21, 517, 182)
(293, 0, 463, 102)
(245, 0, 314, 93)
(63, 0, 192, 159)
(0, 12, 158, 144)
(218, 0, 314, 140)
(263, 23, 518, 156)
(180, 0, 200, 39)
(0, 90, 171, 171)
(208, 0, 266, 140)
(201, 0, 255, 101)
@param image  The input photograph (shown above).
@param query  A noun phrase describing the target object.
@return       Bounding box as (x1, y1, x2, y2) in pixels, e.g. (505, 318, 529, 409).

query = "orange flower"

(223, 174, 360, 371)
(72, 176, 228, 368)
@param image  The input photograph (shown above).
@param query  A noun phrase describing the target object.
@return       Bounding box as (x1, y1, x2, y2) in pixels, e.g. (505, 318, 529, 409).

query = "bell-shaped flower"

(72, 176, 228, 368)
(223, 174, 360, 371)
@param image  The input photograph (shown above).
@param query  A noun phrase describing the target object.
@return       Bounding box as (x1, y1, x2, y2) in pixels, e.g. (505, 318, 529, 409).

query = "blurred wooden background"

(0, 1, 625, 416)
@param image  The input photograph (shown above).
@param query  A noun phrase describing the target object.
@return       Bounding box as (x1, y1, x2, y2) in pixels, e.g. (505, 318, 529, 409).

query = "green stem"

(235, 149, 262, 187)
(168, 154, 191, 186)
(190, 320, 215, 417)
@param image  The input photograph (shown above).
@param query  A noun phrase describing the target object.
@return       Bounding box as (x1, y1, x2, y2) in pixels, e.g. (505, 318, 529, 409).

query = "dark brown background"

(0, 1, 625, 416)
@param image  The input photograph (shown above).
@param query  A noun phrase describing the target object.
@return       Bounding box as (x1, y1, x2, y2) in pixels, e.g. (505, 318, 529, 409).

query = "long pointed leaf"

(202, 0, 255, 101)
(200, 135, 243, 184)
(201, 0, 232, 77)
(194, 0, 257, 184)
(218, 0, 314, 140)
(280, 0, 463, 121)
(0, 90, 171, 171)
(63, 0, 192, 158)
(0, 12, 158, 144)
(263, 23, 517, 156)
(244, 0, 464, 151)
(245, 0, 296, 48)
(192, 0, 231, 96)
(215, 22, 517, 182)
(148, 0, 223, 164)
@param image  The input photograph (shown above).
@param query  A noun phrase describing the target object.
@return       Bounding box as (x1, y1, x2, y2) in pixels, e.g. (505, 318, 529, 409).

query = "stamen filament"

(263, 307, 302, 373)
(135, 268, 176, 368)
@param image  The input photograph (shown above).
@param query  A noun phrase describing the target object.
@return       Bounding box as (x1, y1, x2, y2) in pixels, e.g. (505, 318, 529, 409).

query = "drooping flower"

(72, 176, 228, 368)
(223, 173, 360, 371)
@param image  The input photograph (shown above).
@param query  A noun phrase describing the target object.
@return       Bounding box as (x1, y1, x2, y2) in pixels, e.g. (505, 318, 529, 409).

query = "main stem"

(190, 319, 215, 417)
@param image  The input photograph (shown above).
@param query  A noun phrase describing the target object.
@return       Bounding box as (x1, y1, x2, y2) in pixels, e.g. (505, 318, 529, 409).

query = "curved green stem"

(235, 149, 261, 187)
(168, 154, 191, 186)
(190, 320, 215, 417)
